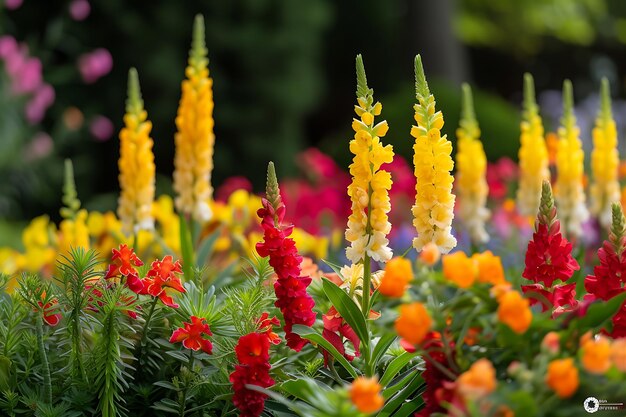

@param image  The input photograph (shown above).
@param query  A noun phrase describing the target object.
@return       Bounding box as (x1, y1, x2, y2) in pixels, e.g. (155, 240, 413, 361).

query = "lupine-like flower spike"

(173, 15, 216, 223)
(555, 80, 588, 238)
(117, 68, 156, 236)
(590, 78, 620, 228)
(516, 73, 549, 217)
(344, 54, 394, 263)
(609, 202, 626, 256)
(455, 83, 489, 245)
(411, 55, 456, 253)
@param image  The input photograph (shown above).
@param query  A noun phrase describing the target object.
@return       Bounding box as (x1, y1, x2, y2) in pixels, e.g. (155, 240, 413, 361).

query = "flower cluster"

(230, 332, 274, 417)
(173, 15, 216, 223)
(442, 250, 505, 288)
(344, 55, 394, 263)
(256, 163, 316, 351)
(411, 55, 457, 254)
(554, 80, 588, 238)
(169, 316, 213, 354)
(590, 78, 621, 228)
(522, 181, 579, 315)
(117, 68, 156, 235)
(455, 83, 490, 245)
(516, 74, 549, 217)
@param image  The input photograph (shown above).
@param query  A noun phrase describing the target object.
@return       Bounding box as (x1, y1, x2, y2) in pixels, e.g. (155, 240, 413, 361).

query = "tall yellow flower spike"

(555, 80, 588, 238)
(516, 73, 549, 217)
(173, 15, 215, 223)
(117, 68, 156, 236)
(345, 54, 394, 263)
(455, 83, 490, 245)
(411, 55, 456, 254)
(590, 78, 620, 228)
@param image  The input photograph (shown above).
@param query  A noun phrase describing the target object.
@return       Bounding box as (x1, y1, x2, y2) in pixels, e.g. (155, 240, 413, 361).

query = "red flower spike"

(169, 316, 213, 354)
(230, 332, 274, 417)
(143, 255, 186, 308)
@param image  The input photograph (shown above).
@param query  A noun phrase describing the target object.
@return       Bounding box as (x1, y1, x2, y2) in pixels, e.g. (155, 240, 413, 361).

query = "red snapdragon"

(169, 316, 213, 354)
(141, 255, 186, 308)
(104, 244, 144, 294)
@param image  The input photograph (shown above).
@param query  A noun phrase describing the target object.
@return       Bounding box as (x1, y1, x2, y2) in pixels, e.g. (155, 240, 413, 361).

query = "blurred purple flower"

(5, 0, 23, 10)
(0, 36, 18, 59)
(12, 57, 43, 94)
(69, 0, 90, 21)
(90, 115, 114, 141)
(25, 84, 55, 124)
(78, 48, 112, 83)
(24, 132, 53, 161)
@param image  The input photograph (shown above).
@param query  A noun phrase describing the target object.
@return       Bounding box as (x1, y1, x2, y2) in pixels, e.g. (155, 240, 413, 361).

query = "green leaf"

(377, 372, 424, 417)
(195, 226, 222, 268)
(379, 352, 419, 387)
(246, 384, 312, 417)
(577, 292, 626, 330)
(371, 333, 397, 369)
(321, 278, 369, 347)
(179, 214, 195, 282)
(291, 324, 359, 379)
(391, 400, 422, 417)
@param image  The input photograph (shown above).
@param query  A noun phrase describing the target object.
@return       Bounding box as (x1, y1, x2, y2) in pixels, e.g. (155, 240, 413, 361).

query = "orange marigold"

(456, 358, 497, 400)
(497, 291, 532, 334)
(474, 250, 505, 285)
(442, 251, 477, 288)
(395, 302, 432, 346)
(546, 358, 579, 398)
(350, 376, 384, 413)
(378, 257, 413, 297)
(581, 336, 611, 374)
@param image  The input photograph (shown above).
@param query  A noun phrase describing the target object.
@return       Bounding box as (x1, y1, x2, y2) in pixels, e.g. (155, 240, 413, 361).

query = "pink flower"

(25, 84, 55, 124)
(215, 176, 253, 202)
(78, 48, 112, 83)
(89, 115, 114, 141)
(4, 0, 23, 10)
(69, 0, 90, 21)
(0, 36, 18, 59)
(12, 57, 42, 94)
(24, 132, 53, 161)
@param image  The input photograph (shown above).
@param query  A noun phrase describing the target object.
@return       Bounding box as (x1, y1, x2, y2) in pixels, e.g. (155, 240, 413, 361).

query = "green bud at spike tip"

(600, 77, 613, 124)
(414, 55, 431, 100)
(190, 14, 208, 70)
(266, 161, 281, 211)
(610, 202, 626, 255)
(537, 180, 558, 231)
(561, 79, 575, 129)
(355, 54, 373, 104)
(126, 68, 144, 116)
(523, 73, 538, 121)
(61, 159, 81, 220)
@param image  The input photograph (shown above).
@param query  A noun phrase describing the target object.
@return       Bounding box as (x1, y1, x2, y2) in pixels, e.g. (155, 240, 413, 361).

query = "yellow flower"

(516, 74, 549, 217)
(497, 290, 532, 334)
(455, 84, 489, 245)
(581, 336, 611, 375)
(58, 209, 90, 254)
(345, 55, 394, 264)
(350, 376, 384, 413)
(546, 358, 579, 398)
(291, 227, 329, 260)
(20, 216, 56, 274)
(411, 55, 456, 254)
(590, 78, 620, 228)
(456, 358, 497, 400)
(555, 80, 588, 238)
(117, 68, 156, 236)
(378, 257, 413, 297)
(173, 15, 216, 223)
(152, 195, 181, 254)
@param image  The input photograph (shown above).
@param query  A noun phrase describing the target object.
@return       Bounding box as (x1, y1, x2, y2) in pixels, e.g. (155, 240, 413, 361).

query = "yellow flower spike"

(455, 83, 490, 245)
(152, 195, 181, 254)
(411, 55, 456, 254)
(117, 68, 156, 236)
(555, 80, 588, 238)
(173, 14, 216, 224)
(516, 73, 549, 217)
(58, 209, 90, 254)
(344, 54, 394, 264)
(590, 78, 620, 228)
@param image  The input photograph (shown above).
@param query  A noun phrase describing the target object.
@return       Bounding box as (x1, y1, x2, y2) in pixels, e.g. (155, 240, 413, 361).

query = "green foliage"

(60, 159, 81, 221)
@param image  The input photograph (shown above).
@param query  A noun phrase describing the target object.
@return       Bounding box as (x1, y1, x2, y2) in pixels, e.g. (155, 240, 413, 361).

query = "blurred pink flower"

(90, 115, 114, 141)
(297, 148, 341, 182)
(0, 36, 18, 59)
(69, 0, 90, 21)
(78, 48, 112, 83)
(25, 84, 55, 124)
(24, 132, 53, 161)
(5, 0, 23, 10)
(216, 176, 253, 202)
(12, 57, 43, 94)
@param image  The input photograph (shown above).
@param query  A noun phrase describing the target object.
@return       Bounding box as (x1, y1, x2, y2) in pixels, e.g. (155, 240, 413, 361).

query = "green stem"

(362, 256, 371, 315)
(71, 313, 86, 382)
(178, 350, 195, 417)
(140, 297, 159, 348)
(36, 315, 52, 404)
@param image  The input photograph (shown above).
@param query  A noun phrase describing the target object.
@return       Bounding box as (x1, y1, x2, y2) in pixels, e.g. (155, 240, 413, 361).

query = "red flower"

(257, 313, 281, 345)
(322, 306, 361, 364)
(142, 255, 186, 308)
(169, 316, 213, 354)
(416, 331, 456, 417)
(104, 244, 144, 294)
(38, 293, 61, 326)
(230, 332, 274, 417)
(84, 280, 140, 319)
(256, 194, 316, 352)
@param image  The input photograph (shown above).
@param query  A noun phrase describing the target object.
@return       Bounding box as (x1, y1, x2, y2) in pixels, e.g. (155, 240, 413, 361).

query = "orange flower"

(546, 358, 579, 398)
(378, 257, 413, 297)
(395, 302, 432, 345)
(494, 405, 515, 417)
(581, 336, 611, 374)
(350, 376, 384, 413)
(473, 251, 505, 285)
(456, 358, 497, 400)
(541, 332, 560, 354)
(610, 338, 626, 371)
(497, 291, 532, 334)
(419, 242, 441, 266)
(442, 251, 476, 288)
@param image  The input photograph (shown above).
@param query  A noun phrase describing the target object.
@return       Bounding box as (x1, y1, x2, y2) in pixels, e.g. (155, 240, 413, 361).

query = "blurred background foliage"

(2, 0, 626, 224)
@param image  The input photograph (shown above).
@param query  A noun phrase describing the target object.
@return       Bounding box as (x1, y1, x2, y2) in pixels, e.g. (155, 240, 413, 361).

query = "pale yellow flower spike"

(411, 55, 457, 254)
(455, 83, 490, 245)
(344, 54, 394, 264)
(117, 68, 156, 236)
(173, 14, 215, 223)
(555, 80, 588, 238)
(516, 73, 549, 217)
(590, 78, 620, 228)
